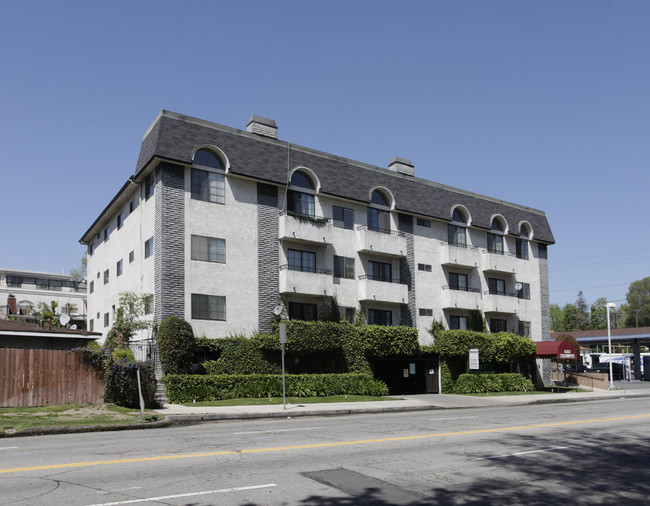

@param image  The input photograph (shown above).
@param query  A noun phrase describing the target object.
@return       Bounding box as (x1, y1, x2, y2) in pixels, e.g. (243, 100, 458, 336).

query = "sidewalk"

(156, 383, 650, 424)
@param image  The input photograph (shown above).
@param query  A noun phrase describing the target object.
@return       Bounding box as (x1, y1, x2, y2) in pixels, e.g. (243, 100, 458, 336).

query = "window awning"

(535, 340, 577, 359)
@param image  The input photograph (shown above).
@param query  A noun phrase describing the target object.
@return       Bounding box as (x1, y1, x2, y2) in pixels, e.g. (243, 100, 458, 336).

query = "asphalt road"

(2, 398, 650, 505)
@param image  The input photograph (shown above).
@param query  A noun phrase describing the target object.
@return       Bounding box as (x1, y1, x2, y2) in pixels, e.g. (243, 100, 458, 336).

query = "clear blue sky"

(1, 1, 648, 309)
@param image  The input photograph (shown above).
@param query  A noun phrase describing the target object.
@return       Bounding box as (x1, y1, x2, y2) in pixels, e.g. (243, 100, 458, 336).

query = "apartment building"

(80, 111, 554, 344)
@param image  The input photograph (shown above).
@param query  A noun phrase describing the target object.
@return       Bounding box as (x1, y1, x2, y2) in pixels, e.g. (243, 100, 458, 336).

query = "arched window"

(488, 217, 505, 254)
(367, 189, 391, 233)
(193, 149, 224, 170)
(17, 300, 33, 316)
(287, 170, 316, 217)
(517, 223, 531, 260)
(448, 207, 468, 247)
(191, 148, 226, 204)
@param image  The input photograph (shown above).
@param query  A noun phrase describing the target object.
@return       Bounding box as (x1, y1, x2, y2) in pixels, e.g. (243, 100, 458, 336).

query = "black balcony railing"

(442, 285, 481, 293)
(279, 264, 332, 275)
(441, 241, 478, 250)
(279, 210, 330, 224)
(484, 290, 518, 297)
(357, 225, 405, 237)
(483, 248, 516, 257)
(358, 274, 407, 284)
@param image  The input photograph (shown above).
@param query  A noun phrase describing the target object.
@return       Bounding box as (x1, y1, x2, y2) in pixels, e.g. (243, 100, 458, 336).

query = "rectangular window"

(144, 174, 154, 200)
(450, 315, 469, 330)
(97, 271, 100, 279)
(191, 294, 226, 320)
(117, 213, 123, 230)
(96, 312, 100, 320)
(88, 243, 94, 256)
(344, 307, 355, 323)
(104, 227, 110, 241)
(288, 249, 316, 273)
(103, 269, 109, 285)
(367, 208, 390, 233)
(89, 281, 94, 294)
(191, 235, 226, 263)
(368, 260, 392, 282)
(488, 278, 506, 296)
(191, 169, 225, 204)
(129, 250, 134, 263)
(287, 190, 315, 217)
(516, 238, 529, 260)
(129, 199, 136, 213)
(104, 312, 109, 327)
(368, 309, 392, 326)
(419, 308, 433, 317)
(334, 255, 355, 279)
(333, 205, 354, 229)
(144, 297, 153, 315)
(144, 237, 154, 259)
(288, 302, 317, 321)
(490, 319, 508, 333)
(89, 319, 94, 332)
(418, 263, 432, 272)
(487, 233, 504, 254)
(416, 218, 431, 227)
(518, 321, 531, 337)
(518, 282, 531, 300)
(448, 225, 466, 247)
(116, 259, 123, 277)
(449, 272, 468, 291)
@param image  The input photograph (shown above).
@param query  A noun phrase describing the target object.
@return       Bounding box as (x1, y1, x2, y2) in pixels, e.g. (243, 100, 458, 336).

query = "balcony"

(440, 242, 480, 268)
(440, 285, 482, 310)
(482, 290, 518, 314)
(355, 226, 407, 257)
(482, 249, 518, 275)
(279, 265, 333, 296)
(278, 211, 332, 246)
(357, 274, 408, 304)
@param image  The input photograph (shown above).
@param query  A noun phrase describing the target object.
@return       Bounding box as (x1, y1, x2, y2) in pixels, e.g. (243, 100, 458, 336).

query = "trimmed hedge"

(162, 373, 389, 403)
(158, 316, 195, 375)
(453, 373, 535, 394)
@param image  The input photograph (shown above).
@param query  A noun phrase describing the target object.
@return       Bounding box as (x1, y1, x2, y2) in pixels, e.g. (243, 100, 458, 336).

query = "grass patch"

(181, 395, 398, 407)
(461, 386, 590, 397)
(1, 403, 164, 434)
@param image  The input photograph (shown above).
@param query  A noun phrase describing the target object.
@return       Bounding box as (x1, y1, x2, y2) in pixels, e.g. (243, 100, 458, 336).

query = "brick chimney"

(7, 294, 16, 315)
(389, 157, 414, 176)
(246, 115, 278, 139)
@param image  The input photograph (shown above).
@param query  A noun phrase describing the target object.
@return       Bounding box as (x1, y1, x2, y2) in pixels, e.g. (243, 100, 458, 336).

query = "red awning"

(535, 340, 577, 359)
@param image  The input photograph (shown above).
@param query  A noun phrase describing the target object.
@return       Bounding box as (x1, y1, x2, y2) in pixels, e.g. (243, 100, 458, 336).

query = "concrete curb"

(0, 417, 174, 438)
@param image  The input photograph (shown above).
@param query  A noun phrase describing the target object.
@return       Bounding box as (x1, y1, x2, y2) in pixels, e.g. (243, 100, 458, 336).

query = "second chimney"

(246, 115, 278, 139)
(389, 157, 414, 176)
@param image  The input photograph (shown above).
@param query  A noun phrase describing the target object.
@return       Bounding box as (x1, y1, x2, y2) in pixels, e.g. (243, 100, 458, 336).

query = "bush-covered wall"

(158, 316, 195, 375)
(453, 373, 535, 394)
(162, 373, 389, 403)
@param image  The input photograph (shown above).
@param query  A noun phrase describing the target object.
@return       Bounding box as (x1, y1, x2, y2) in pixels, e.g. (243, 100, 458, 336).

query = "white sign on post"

(469, 349, 479, 370)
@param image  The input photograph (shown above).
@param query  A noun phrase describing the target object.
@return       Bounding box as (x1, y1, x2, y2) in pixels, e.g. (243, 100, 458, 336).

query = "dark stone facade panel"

(538, 244, 551, 385)
(257, 183, 279, 333)
(154, 163, 185, 323)
(398, 213, 415, 327)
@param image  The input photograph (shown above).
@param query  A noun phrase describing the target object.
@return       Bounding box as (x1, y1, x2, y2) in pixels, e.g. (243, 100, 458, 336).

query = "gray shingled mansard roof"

(83, 111, 554, 244)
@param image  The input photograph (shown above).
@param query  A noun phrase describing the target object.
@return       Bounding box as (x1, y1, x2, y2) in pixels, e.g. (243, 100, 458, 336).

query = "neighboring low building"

(1, 268, 87, 327)
(0, 319, 99, 349)
(80, 111, 554, 345)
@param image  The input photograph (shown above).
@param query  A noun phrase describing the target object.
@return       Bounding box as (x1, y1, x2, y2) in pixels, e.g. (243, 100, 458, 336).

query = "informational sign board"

(559, 349, 575, 359)
(279, 323, 287, 344)
(469, 349, 479, 370)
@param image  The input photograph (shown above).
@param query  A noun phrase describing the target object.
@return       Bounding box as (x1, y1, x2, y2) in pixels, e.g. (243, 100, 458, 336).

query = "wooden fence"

(0, 348, 104, 407)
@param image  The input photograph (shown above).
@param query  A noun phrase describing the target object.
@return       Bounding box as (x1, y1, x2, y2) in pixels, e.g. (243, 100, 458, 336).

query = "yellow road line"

(2, 413, 649, 475)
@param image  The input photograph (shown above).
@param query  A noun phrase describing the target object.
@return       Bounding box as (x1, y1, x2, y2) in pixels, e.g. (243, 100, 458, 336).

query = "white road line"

(97, 487, 143, 494)
(87, 483, 277, 505)
(0, 447, 19, 450)
(429, 416, 477, 421)
(475, 446, 575, 460)
(234, 427, 324, 435)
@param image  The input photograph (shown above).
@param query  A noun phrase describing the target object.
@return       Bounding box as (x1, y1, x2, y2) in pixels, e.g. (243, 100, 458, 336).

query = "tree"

(574, 291, 591, 330)
(37, 301, 60, 326)
(624, 277, 650, 328)
(561, 303, 579, 331)
(104, 292, 153, 350)
(157, 316, 195, 375)
(590, 297, 608, 330)
(70, 254, 87, 282)
(550, 303, 563, 332)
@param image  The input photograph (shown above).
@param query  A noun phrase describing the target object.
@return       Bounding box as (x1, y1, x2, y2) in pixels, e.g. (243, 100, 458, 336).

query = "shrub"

(162, 373, 389, 403)
(112, 348, 135, 362)
(492, 332, 536, 364)
(158, 316, 195, 375)
(433, 330, 496, 362)
(453, 373, 534, 394)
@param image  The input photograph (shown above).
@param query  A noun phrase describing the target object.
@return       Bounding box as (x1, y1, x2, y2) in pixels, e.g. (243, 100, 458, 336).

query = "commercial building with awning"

(535, 340, 577, 359)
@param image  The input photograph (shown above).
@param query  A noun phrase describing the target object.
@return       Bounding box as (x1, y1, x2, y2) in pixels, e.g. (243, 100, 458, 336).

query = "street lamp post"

(607, 302, 617, 390)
